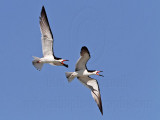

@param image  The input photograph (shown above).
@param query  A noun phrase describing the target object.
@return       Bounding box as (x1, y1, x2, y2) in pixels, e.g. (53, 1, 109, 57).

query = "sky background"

(0, 0, 160, 120)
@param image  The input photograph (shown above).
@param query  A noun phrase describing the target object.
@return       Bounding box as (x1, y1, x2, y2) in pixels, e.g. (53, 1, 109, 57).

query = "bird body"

(38, 56, 63, 64)
(65, 46, 103, 115)
(39, 56, 54, 63)
(66, 70, 97, 78)
(32, 6, 68, 71)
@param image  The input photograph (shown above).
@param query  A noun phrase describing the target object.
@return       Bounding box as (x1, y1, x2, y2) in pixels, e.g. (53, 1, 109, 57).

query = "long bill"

(96, 71, 104, 77)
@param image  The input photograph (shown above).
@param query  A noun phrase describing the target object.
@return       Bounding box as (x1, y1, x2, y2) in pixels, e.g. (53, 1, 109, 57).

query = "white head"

(56, 58, 69, 68)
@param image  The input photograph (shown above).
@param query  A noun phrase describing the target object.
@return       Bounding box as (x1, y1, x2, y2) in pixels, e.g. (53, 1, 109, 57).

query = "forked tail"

(32, 56, 43, 71)
(65, 72, 76, 82)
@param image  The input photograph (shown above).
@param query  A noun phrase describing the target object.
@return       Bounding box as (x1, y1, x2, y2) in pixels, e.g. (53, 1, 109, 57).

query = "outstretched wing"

(40, 6, 54, 57)
(77, 76, 103, 115)
(75, 46, 90, 71)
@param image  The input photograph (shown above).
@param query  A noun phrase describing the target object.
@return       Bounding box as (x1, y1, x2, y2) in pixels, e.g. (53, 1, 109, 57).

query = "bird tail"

(32, 56, 43, 71)
(65, 72, 76, 82)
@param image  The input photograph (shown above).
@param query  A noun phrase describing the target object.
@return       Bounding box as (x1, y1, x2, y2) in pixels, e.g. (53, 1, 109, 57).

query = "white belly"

(76, 70, 90, 76)
(40, 56, 55, 63)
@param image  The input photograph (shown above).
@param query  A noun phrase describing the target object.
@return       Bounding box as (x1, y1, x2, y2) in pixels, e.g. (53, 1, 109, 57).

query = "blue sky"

(0, 0, 159, 119)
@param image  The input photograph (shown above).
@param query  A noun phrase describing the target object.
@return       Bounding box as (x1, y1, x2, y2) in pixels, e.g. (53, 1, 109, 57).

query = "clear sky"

(0, 0, 159, 120)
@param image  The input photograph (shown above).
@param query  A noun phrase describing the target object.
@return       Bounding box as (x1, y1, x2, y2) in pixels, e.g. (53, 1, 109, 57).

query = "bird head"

(95, 71, 104, 77)
(60, 59, 69, 65)
(59, 59, 69, 68)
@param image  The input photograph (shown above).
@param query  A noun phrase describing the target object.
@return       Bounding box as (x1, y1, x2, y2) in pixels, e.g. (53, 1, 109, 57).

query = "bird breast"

(76, 70, 91, 76)
(41, 56, 54, 63)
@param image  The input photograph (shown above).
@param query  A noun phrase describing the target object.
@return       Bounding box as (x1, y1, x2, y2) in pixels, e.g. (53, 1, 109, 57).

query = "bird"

(65, 46, 104, 115)
(32, 6, 68, 71)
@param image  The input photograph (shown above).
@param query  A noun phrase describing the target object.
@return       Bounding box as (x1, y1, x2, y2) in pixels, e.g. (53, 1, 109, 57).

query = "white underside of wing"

(77, 76, 103, 114)
(75, 46, 90, 71)
(75, 55, 89, 71)
(40, 7, 54, 57)
(41, 37, 53, 57)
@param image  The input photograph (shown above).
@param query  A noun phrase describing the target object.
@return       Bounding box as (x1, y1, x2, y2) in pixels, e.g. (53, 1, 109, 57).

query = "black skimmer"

(65, 46, 104, 115)
(32, 6, 68, 71)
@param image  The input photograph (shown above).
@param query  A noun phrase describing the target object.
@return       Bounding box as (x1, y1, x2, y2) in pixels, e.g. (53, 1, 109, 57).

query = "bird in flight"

(32, 6, 68, 71)
(65, 46, 103, 115)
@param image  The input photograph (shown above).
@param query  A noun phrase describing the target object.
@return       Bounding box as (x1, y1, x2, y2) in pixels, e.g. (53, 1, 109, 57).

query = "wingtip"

(41, 6, 46, 15)
(98, 103, 103, 115)
(80, 46, 90, 56)
(42, 5, 45, 10)
(99, 97, 103, 115)
(98, 93, 103, 115)
(91, 90, 103, 115)
(81, 46, 88, 50)
(100, 107, 103, 115)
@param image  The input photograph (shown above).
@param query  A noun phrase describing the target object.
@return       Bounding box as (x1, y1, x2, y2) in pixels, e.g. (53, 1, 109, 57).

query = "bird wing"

(77, 76, 103, 115)
(75, 46, 90, 71)
(40, 6, 54, 57)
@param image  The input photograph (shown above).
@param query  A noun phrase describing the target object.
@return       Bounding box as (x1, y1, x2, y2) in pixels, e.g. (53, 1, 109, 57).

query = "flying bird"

(32, 6, 68, 70)
(65, 46, 103, 115)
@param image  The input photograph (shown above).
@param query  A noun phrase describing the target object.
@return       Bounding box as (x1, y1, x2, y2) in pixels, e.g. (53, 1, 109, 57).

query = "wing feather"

(75, 46, 90, 71)
(40, 6, 54, 57)
(77, 76, 103, 115)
